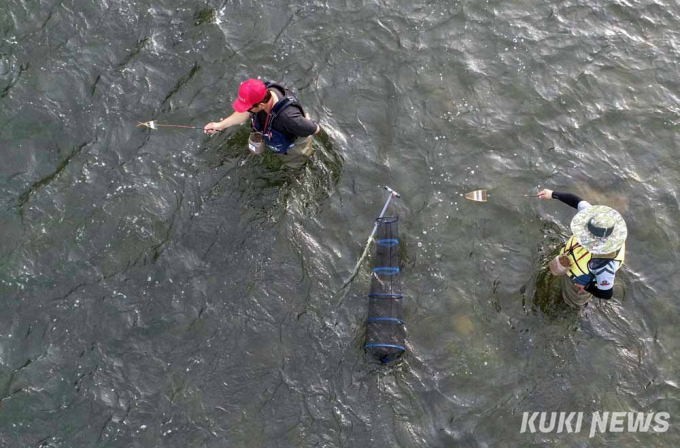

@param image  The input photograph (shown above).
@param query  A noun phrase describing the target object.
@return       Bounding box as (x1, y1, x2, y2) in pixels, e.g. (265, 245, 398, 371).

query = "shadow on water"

(197, 127, 344, 226)
(284, 129, 345, 214)
(203, 127, 344, 201)
(525, 239, 629, 323)
(529, 258, 575, 321)
(521, 228, 580, 322)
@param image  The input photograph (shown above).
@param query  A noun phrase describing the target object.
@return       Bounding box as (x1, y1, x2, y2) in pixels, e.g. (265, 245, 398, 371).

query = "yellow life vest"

(559, 235, 625, 285)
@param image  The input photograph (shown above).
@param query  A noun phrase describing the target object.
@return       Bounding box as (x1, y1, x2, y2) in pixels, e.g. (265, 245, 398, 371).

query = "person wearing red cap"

(204, 79, 320, 168)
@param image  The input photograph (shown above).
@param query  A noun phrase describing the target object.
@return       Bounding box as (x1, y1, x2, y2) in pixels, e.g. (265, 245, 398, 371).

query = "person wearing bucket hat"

(537, 189, 627, 307)
(204, 78, 321, 168)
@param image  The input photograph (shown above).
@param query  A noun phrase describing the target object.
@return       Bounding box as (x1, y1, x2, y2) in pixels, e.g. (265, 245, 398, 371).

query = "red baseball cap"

(232, 79, 267, 113)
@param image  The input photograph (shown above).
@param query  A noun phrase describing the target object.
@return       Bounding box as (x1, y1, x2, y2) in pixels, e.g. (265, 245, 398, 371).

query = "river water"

(1, 0, 679, 447)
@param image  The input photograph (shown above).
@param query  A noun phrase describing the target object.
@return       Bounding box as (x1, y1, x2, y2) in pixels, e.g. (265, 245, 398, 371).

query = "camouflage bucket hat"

(570, 205, 627, 255)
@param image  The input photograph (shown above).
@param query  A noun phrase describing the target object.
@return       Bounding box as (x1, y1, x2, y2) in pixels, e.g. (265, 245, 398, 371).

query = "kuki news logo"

(521, 412, 669, 437)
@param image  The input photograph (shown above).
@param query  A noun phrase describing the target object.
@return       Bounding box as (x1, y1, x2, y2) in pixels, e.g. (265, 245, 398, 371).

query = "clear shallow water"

(1, 0, 679, 446)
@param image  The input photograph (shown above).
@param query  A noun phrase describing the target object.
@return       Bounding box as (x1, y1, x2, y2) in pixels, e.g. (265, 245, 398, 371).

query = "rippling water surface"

(1, 0, 679, 446)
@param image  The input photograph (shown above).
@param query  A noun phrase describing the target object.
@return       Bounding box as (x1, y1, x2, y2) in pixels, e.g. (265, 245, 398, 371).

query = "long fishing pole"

(136, 120, 218, 132)
(339, 186, 401, 292)
(464, 189, 541, 202)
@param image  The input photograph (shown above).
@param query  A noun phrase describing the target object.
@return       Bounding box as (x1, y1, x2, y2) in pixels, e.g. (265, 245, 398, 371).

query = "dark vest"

(250, 82, 306, 154)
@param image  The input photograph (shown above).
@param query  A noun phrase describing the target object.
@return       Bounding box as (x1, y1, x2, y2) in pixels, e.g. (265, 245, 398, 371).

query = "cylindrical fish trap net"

(365, 217, 406, 364)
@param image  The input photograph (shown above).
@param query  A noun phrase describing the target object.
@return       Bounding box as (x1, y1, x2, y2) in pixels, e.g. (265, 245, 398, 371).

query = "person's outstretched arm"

(537, 189, 592, 211)
(204, 111, 251, 134)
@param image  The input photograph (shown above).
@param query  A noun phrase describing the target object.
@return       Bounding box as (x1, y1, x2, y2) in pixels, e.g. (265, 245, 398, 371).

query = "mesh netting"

(365, 216, 406, 364)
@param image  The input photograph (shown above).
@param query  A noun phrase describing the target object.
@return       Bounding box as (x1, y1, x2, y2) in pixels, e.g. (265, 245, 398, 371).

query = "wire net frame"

(365, 216, 406, 364)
